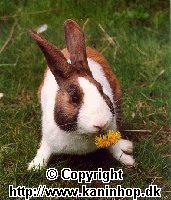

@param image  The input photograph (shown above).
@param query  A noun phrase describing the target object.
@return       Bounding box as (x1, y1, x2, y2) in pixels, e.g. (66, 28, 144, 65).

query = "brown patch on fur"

(54, 77, 84, 131)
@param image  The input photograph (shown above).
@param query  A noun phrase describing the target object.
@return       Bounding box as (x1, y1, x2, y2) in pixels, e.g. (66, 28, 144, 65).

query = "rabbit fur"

(28, 19, 135, 170)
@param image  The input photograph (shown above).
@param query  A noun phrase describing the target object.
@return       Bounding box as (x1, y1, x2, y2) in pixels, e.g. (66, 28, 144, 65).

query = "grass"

(0, 0, 170, 199)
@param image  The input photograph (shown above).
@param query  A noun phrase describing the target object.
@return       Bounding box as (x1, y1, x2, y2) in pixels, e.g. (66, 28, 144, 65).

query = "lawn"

(0, 0, 170, 199)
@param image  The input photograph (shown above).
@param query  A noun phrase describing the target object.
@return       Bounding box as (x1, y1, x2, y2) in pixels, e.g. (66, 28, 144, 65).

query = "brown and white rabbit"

(28, 19, 134, 170)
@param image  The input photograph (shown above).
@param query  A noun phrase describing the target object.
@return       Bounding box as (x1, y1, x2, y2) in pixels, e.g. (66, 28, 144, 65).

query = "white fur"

(109, 141, 135, 166)
(28, 58, 134, 170)
(88, 58, 117, 132)
(88, 58, 114, 104)
(77, 77, 113, 134)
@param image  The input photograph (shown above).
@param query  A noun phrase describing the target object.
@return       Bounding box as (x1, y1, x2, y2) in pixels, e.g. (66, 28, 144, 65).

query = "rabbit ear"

(29, 30, 72, 83)
(64, 19, 91, 75)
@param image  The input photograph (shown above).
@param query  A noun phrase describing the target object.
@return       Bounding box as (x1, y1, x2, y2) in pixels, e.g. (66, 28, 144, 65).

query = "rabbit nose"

(94, 122, 109, 132)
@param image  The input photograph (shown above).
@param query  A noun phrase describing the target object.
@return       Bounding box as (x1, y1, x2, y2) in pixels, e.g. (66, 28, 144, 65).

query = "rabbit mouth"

(94, 122, 109, 136)
(97, 130, 102, 136)
(84, 127, 108, 137)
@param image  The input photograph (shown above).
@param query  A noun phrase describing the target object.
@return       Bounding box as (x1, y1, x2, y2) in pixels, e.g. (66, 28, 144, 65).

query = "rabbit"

(28, 19, 135, 170)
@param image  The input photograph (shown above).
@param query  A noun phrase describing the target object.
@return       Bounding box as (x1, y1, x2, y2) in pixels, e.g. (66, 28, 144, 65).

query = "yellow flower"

(95, 130, 121, 148)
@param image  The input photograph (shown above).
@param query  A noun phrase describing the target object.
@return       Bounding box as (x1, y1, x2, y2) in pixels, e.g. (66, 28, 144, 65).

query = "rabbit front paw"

(117, 139, 133, 154)
(119, 153, 135, 166)
(28, 156, 47, 171)
(109, 139, 135, 167)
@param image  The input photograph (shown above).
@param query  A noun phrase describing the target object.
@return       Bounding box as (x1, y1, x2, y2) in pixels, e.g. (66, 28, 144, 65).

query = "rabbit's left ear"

(29, 30, 72, 84)
(64, 19, 91, 75)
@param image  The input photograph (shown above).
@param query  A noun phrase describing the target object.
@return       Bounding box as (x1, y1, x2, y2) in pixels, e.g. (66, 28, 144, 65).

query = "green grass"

(0, 0, 170, 199)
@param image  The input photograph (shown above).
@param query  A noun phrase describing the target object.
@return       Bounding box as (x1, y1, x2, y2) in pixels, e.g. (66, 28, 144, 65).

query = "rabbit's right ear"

(29, 30, 72, 84)
(64, 19, 91, 76)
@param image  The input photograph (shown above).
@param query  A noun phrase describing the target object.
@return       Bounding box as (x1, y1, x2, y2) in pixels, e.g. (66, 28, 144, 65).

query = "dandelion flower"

(95, 130, 121, 148)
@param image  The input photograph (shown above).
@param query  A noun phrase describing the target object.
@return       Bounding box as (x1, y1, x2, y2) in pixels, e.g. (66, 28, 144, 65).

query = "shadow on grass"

(49, 149, 120, 171)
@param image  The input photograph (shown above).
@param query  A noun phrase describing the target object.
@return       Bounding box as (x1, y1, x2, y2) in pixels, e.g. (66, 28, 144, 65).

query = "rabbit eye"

(71, 95, 79, 104)
(67, 84, 80, 105)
